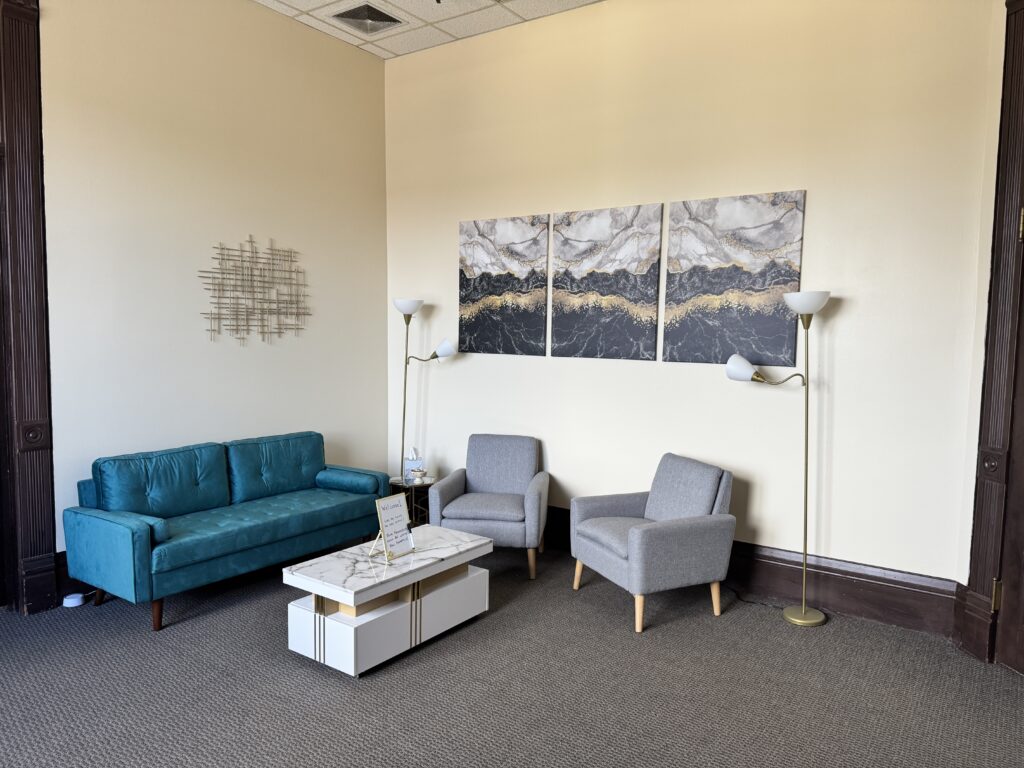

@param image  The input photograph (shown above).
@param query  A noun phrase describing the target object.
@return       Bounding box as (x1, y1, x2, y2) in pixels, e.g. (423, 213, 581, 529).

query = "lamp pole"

(783, 314, 826, 627)
(399, 313, 412, 482)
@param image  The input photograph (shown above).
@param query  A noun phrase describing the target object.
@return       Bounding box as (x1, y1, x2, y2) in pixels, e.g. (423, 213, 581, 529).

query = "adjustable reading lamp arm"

(752, 371, 806, 387)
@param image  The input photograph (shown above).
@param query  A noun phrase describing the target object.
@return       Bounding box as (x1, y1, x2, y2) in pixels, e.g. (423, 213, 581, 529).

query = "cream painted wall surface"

(385, 0, 1006, 581)
(42, 0, 388, 550)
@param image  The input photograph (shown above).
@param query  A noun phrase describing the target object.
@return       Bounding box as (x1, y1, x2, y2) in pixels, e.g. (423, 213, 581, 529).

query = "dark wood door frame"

(956, 0, 1024, 663)
(0, 0, 57, 614)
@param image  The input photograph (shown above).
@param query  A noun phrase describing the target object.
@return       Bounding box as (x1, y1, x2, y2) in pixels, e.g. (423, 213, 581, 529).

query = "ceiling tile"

(500, 0, 601, 21)
(360, 43, 396, 59)
(311, 0, 424, 42)
(387, 0, 495, 23)
(294, 14, 366, 45)
(251, 0, 302, 15)
(285, 0, 335, 10)
(436, 5, 519, 38)
(376, 25, 455, 55)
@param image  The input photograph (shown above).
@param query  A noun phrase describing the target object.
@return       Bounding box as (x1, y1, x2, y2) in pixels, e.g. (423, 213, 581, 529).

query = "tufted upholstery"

(63, 431, 390, 615)
(151, 488, 372, 573)
(91, 443, 230, 519)
(225, 432, 325, 503)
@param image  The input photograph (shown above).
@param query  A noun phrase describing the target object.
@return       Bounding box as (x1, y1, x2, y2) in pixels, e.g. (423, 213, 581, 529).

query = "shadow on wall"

(729, 474, 755, 543)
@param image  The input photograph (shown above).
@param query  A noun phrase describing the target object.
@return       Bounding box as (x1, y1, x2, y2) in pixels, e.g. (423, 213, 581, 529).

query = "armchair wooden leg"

(572, 559, 583, 591)
(527, 548, 537, 580)
(711, 581, 721, 617)
(151, 599, 164, 631)
(634, 594, 645, 633)
(539, 536, 545, 555)
(93, 589, 106, 607)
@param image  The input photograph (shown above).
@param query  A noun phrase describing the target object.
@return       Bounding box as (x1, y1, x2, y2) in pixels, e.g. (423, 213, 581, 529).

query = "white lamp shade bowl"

(725, 354, 758, 382)
(783, 290, 831, 315)
(433, 338, 456, 359)
(393, 298, 424, 316)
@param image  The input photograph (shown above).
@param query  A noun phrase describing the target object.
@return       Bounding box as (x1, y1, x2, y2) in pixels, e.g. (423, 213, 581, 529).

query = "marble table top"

(282, 524, 493, 606)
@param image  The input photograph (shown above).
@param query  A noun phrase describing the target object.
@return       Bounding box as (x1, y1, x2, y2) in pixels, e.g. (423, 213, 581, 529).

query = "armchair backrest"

(645, 453, 730, 521)
(466, 434, 539, 495)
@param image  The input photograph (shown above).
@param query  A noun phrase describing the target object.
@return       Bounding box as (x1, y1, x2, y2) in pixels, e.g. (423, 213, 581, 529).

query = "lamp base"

(783, 604, 827, 627)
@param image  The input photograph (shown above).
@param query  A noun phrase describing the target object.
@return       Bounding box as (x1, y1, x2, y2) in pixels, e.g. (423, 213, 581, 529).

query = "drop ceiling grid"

(251, 0, 604, 58)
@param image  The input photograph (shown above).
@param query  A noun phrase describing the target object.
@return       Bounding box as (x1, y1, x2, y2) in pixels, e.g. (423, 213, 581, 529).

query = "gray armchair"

(429, 434, 549, 579)
(570, 453, 735, 632)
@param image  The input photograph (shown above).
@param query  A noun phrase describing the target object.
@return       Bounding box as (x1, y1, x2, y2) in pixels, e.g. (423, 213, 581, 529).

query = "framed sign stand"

(370, 494, 416, 561)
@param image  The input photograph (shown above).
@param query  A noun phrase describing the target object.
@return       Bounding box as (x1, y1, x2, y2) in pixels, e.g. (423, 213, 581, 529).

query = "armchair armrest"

(429, 469, 466, 526)
(524, 471, 550, 549)
(570, 491, 648, 553)
(628, 514, 736, 595)
(62, 506, 155, 604)
(318, 464, 390, 498)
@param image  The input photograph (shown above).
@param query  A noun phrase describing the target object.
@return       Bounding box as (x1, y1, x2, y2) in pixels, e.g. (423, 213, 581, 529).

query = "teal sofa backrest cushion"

(225, 432, 325, 503)
(91, 443, 230, 518)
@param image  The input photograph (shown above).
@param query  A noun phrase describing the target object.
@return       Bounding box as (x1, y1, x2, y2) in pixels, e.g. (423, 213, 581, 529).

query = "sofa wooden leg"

(572, 559, 583, 591)
(527, 548, 537, 580)
(93, 589, 106, 607)
(151, 599, 164, 631)
(538, 536, 545, 554)
(711, 581, 721, 616)
(634, 594, 645, 633)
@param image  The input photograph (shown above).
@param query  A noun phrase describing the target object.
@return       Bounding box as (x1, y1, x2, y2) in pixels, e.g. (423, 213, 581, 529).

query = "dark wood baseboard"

(953, 584, 997, 661)
(726, 542, 956, 636)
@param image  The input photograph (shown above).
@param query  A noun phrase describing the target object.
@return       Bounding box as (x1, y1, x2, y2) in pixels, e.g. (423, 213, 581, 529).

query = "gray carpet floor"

(1, 549, 1022, 768)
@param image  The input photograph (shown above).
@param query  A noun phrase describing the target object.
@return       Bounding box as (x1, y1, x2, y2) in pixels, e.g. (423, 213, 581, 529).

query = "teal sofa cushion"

(150, 487, 374, 573)
(92, 443, 230, 518)
(316, 466, 379, 495)
(225, 432, 324, 503)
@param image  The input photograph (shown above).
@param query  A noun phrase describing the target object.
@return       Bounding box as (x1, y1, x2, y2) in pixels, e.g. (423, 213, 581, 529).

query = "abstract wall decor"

(663, 191, 805, 366)
(459, 216, 549, 355)
(551, 204, 662, 360)
(199, 235, 311, 344)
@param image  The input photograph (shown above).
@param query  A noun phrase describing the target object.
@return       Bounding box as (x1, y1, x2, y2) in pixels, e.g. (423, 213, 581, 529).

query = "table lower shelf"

(288, 564, 489, 676)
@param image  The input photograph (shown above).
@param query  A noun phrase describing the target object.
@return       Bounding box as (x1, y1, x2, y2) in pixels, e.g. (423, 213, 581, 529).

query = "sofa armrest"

(428, 469, 466, 526)
(320, 464, 390, 498)
(524, 471, 550, 549)
(62, 506, 154, 604)
(627, 514, 736, 595)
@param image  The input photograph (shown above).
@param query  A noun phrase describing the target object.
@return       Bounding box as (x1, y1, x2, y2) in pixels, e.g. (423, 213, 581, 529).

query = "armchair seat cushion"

(576, 516, 652, 559)
(151, 488, 374, 573)
(441, 492, 525, 523)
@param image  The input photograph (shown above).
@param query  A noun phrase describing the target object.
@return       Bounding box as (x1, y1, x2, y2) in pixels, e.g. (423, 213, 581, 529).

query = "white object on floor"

(62, 593, 85, 608)
(283, 525, 493, 676)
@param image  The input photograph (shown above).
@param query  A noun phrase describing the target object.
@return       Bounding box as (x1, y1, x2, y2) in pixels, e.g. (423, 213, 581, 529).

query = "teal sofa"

(63, 432, 386, 630)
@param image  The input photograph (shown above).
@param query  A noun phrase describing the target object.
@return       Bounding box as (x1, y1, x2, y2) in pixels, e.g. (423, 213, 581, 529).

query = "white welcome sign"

(374, 494, 415, 560)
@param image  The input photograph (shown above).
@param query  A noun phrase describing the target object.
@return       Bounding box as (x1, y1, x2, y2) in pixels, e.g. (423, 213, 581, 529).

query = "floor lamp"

(725, 290, 831, 627)
(392, 298, 455, 481)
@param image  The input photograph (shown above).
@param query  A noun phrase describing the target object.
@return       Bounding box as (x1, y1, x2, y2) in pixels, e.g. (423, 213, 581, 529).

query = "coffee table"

(282, 525, 493, 676)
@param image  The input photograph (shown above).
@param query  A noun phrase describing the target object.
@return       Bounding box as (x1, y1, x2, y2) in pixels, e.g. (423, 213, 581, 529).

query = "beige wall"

(42, 0, 388, 550)
(385, 0, 1007, 581)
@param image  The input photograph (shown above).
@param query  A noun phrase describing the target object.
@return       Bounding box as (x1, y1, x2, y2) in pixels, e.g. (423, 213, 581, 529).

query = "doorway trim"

(955, 0, 1024, 661)
(0, 0, 57, 614)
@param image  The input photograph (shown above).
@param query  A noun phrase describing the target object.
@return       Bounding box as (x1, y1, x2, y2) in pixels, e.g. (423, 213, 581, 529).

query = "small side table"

(389, 477, 436, 526)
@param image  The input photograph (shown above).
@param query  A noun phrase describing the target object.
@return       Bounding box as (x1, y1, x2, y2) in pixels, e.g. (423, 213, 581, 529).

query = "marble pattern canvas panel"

(663, 191, 805, 366)
(459, 216, 548, 355)
(551, 204, 662, 360)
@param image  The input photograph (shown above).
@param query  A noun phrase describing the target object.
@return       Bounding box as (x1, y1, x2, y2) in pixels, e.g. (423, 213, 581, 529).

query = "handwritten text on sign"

(375, 494, 414, 559)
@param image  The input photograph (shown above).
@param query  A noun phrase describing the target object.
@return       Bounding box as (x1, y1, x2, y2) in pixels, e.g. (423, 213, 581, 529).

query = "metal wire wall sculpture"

(199, 236, 311, 344)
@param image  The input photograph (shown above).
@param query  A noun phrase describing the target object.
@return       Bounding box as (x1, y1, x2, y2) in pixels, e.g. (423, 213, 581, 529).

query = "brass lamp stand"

(392, 299, 455, 481)
(726, 290, 831, 628)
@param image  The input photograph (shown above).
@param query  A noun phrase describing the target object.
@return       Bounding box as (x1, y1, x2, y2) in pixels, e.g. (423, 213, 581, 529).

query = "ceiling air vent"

(333, 4, 405, 35)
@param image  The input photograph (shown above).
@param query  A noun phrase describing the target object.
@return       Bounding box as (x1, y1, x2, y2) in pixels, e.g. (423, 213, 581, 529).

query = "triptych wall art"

(458, 190, 805, 365)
